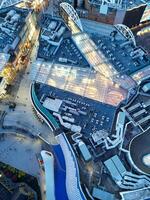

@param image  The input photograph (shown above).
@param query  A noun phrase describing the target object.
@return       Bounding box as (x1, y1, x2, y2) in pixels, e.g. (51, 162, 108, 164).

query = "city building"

(0, 6, 36, 94)
(59, 3, 150, 90)
(92, 187, 115, 200)
(0, 170, 37, 200)
(29, 5, 150, 199)
(64, 0, 150, 27)
(0, 1, 150, 200)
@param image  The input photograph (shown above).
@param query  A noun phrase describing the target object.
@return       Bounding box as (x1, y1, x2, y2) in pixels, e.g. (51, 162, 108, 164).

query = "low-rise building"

(0, 6, 36, 94)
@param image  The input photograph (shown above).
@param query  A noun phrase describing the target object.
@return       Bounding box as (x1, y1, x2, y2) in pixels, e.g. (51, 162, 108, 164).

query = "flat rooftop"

(0, 52, 10, 72)
(130, 129, 150, 175)
(0, 0, 23, 8)
(38, 14, 89, 68)
(124, 91, 150, 131)
(0, 6, 30, 56)
(34, 83, 117, 137)
(92, 33, 150, 77)
(88, 0, 149, 9)
(120, 187, 150, 200)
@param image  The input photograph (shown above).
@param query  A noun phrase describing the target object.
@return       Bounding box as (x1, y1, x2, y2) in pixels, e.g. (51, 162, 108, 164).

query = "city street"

(0, 27, 57, 177)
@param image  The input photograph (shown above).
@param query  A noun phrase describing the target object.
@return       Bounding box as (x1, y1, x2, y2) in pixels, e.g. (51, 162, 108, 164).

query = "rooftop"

(124, 90, 150, 131)
(129, 129, 150, 175)
(0, 6, 30, 56)
(120, 187, 150, 200)
(0, 52, 10, 72)
(88, 0, 149, 10)
(92, 32, 150, 77)
(0, 0, 22, 9)
(37, 14, 89, 67)
(30, 60, 127, 106)
(34, 83, 117, 137)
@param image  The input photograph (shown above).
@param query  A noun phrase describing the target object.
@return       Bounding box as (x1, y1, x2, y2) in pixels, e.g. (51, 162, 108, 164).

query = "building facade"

(64, 0, 149, 27)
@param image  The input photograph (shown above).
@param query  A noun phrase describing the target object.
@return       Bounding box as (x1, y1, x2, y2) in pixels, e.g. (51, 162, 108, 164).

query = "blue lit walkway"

(31, 82, 86, 200)
(52, 144, 68, 200)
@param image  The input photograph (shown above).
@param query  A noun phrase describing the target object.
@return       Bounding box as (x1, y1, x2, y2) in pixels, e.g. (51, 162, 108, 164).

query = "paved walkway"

(0, 132, 42, 176)
(3, 105, 57, 145)
(0, 29, 57, 145)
